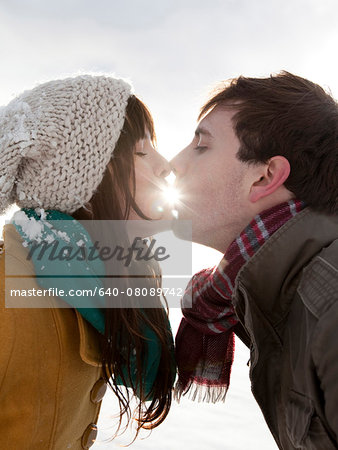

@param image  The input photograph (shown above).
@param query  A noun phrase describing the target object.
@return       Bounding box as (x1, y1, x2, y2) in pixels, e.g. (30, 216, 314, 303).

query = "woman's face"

(128, 135, 172, 220)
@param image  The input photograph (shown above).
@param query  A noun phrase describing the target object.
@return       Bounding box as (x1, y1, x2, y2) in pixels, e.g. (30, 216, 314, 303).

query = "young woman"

(0, 75, 176, 449)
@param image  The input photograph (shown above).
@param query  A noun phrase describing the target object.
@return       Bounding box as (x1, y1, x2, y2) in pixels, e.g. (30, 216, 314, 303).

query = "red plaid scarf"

(175, 199, 305, 402)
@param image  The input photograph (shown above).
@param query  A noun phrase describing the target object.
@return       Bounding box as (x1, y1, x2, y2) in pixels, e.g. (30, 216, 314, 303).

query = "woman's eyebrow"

(194, 126, 213, 138)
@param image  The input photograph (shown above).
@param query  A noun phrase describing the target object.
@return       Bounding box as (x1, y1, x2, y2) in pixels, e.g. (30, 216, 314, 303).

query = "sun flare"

(161, 185, 180, 206)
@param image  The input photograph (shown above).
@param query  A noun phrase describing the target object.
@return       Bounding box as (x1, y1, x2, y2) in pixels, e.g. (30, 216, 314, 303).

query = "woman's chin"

(151, 204, 175, 221)
(160, 208, 176, 221)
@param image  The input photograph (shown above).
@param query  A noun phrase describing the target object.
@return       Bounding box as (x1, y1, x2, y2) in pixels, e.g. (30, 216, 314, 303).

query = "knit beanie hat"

(0, 75, 132, 215)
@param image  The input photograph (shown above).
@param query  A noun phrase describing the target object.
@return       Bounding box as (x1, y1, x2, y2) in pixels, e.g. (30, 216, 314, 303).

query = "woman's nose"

(154, 153, 172, 178)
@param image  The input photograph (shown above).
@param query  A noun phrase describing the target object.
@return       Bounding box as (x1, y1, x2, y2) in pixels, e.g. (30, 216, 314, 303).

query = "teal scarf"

(12, 208, 175, 398)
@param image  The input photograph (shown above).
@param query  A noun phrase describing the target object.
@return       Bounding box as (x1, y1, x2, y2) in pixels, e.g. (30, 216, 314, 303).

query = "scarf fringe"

(174, 379, 229, 404)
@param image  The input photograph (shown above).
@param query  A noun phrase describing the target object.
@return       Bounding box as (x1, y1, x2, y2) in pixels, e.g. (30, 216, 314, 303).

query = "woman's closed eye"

(135, 151, 147, 157)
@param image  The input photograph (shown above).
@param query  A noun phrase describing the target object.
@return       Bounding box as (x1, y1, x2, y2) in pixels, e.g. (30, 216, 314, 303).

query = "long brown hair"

(72, 95, 175, 437)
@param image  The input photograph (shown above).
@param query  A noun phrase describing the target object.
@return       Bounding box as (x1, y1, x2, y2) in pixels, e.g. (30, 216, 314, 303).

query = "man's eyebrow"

(194, 126, 213, 138)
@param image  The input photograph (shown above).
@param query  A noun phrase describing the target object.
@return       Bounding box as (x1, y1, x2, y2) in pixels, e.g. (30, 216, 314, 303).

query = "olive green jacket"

(233, 208, 338, 449)
(0, 224, 105, 449)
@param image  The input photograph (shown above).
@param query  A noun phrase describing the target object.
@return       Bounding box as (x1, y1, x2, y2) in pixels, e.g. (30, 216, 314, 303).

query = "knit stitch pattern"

(0, 75, 132, 214)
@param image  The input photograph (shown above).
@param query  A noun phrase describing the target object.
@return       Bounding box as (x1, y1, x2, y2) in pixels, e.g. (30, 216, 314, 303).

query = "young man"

(171, 72, 338, 449)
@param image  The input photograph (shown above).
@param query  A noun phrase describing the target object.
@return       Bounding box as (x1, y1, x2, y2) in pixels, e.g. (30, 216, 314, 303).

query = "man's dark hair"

(200, 71, 338, 215)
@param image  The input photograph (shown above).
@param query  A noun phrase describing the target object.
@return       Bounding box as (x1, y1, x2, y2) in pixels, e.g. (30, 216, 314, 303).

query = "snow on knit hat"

(0, 75, 132, 215)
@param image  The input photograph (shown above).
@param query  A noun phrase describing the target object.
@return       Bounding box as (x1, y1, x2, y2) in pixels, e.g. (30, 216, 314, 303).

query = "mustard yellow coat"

(0, 224, 107, 449)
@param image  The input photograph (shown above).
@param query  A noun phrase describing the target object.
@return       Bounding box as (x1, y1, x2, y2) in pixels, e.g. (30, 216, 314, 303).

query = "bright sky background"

(1, 0, 338, 161)
(1, 1, 338, 449)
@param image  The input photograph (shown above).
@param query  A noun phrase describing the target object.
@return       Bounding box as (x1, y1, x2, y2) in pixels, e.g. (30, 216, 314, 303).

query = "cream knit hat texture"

(0, 75, 133, 215)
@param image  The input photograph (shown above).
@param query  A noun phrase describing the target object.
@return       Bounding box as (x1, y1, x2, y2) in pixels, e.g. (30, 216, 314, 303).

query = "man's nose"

(170, 147, 189, 177)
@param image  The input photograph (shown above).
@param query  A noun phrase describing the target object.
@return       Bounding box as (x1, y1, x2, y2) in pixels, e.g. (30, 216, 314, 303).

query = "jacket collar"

(232, 208, 338, 333)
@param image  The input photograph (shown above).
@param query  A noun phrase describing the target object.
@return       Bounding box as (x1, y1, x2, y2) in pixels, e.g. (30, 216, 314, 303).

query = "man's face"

(170, 106, 254, 252)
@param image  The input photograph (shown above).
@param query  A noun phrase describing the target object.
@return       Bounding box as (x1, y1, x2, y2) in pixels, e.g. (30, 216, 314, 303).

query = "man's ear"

(249, 156, 290, 203)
